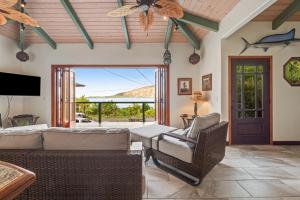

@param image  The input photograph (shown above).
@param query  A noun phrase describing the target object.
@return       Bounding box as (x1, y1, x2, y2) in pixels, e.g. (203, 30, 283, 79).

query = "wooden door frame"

(51, 64, 170, 127)
(228, 56, 273, 145)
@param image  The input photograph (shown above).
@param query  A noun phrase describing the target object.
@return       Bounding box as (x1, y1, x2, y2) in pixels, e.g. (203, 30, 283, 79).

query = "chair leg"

(152, 157, 202, 186)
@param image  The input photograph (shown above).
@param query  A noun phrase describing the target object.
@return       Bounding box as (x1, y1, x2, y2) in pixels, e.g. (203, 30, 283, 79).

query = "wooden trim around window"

(228, 56, 273, 145)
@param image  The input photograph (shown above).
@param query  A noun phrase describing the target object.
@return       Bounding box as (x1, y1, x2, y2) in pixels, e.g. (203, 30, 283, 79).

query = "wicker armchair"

(150, 121, 228, 186)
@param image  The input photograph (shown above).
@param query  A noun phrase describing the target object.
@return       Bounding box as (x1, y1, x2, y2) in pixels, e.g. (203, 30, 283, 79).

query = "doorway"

(229, 57, 272, 144)
(51, 65, 170, 128)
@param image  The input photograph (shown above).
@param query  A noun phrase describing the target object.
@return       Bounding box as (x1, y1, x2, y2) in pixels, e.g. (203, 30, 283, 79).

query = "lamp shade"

(191, 91, 202, 101)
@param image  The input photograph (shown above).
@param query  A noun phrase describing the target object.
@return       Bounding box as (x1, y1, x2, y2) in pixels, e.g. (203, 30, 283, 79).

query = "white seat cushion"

(152, 135, 193, 163)
(42, 128, 130, 151)
(0, 130, 43, 149)
(5, 124, 48, 131)
(130, 124, 177, 148)
(187, 113, 220, 139)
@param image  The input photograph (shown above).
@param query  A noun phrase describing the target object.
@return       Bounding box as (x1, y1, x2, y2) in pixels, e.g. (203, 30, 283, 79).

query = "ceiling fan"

(0, 0, 39, 27)
(107, 0, 183, 31)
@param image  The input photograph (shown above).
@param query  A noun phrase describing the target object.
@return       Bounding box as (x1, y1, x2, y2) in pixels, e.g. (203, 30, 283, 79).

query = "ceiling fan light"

(20, 2, 26, 8)
(20, 24, 25, 31)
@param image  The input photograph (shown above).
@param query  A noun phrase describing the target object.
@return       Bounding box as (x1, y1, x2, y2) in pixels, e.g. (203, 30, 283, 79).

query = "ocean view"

(88, 97, 154, 102)
(87, 97, 155, 108)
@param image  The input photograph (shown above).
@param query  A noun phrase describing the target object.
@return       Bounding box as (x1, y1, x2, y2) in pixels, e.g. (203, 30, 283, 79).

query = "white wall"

(0, 35, 23, 126)
(21, 43, 200, 128)
(221, 22, 300, 141)
(198, 32, 222, 116)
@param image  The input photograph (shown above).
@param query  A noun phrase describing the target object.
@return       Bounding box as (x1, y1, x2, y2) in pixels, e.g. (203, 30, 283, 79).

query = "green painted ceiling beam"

(178, 12, 219, 32)
(19, 25, 25, 50)
(8, 18, 56, 50)
(60, 0, 94, 49)
(117, 0, 131, 49)
(22, 5, 57, 50)
(32, 27, 57, 49)
(164, 20, 174, 49)
(272, 0, 300, 30)
(19, 2, 25, 50)
(174, 19, 200, 50)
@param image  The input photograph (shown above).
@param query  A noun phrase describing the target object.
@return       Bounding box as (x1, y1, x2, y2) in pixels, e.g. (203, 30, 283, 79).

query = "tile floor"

(143, 145, 300, 200)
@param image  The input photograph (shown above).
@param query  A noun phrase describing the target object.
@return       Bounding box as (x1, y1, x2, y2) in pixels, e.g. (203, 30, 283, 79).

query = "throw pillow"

(187, 113, 220, 140)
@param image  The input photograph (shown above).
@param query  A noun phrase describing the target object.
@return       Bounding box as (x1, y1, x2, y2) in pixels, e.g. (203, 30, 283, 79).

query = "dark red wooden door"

(231, 57, 271, 144)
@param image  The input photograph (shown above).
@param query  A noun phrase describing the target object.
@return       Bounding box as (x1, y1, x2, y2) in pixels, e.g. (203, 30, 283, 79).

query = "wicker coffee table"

(0, 161, 36, 200)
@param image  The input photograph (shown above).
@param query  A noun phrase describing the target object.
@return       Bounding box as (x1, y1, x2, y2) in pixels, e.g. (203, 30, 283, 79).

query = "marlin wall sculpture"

(240, 28, 300, 54)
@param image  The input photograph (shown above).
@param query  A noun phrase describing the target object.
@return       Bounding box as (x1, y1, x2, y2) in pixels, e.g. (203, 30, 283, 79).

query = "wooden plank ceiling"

(0, 0, 239, 45)
(254, 0, 300, 21)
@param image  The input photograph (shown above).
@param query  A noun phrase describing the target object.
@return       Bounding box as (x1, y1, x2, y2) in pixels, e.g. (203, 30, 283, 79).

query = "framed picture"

(202, 74, 212, 91)
(178, 78, 192, 95)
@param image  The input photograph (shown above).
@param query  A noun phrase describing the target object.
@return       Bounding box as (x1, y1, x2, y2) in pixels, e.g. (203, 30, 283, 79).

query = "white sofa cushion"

(130, 124, 177, 148)
(5, 124, 48, 131)
(42, 128, 130, 151)
(152, 135, 193, 163)
(187, 113, 220, 139)
(0, 130, 43, 149)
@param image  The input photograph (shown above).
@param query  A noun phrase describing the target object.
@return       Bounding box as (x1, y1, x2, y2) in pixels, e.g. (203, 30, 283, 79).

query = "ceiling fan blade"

(1, 8, 39, 27)
(0, 14, 7, 25)
(107, 5, 139, 17)
(0, 0, 18, 8)
(154, 4, 162, 9)
(154, 0, 184, 18)
(139, 10, 154, 32)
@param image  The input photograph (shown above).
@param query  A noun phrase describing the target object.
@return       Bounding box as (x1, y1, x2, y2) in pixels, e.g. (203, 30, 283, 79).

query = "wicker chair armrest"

(158, 132, 197, 144)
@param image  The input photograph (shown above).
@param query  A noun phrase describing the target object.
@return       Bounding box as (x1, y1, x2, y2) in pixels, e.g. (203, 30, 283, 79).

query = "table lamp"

(191, 91, 203, 117)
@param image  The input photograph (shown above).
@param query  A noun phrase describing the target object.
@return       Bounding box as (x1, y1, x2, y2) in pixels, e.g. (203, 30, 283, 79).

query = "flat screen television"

(0, 72, 41, 96)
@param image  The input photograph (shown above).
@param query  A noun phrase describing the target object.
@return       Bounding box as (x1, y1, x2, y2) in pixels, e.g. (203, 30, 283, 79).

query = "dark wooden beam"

(117, 0, 131, 49)
(174, 19, 200, 50)
(164, 20, 174, 49)
(178, 12, 219, 32)
(32, 27, 57, 49)
(272, 0, 300, 30)
(60, 0, 94, 49)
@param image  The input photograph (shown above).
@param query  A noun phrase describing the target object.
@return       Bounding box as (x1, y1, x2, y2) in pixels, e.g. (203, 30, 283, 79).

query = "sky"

(74, 68, 156, 97)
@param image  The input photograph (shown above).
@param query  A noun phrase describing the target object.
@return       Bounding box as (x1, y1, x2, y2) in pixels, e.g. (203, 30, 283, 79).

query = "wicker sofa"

(0, 128, 143, 200)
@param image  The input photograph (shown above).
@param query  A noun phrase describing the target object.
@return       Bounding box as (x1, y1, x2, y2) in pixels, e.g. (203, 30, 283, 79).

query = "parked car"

(76, 113, 91, 123)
